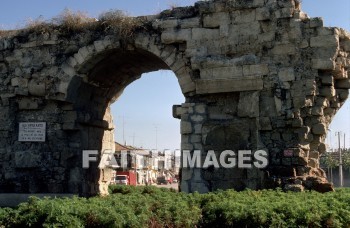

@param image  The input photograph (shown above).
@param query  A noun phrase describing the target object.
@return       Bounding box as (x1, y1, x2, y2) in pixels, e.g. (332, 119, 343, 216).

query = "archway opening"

(70, 46, 187, 195)
(110, 69, 184, 186)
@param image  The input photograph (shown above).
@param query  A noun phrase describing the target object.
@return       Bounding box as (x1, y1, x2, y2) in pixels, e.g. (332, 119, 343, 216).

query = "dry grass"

(52, 8, 97, 32)
(25, 16, 53, 34)
(99, 10, 144, 38)
(1, 8, 144, 38)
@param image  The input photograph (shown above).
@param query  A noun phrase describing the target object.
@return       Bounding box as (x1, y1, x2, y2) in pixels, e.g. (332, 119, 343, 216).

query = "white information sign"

(18, 122, 46, 142)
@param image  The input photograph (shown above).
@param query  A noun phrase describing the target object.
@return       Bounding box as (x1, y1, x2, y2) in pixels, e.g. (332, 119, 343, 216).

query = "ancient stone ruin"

(0, 0, 350, 198)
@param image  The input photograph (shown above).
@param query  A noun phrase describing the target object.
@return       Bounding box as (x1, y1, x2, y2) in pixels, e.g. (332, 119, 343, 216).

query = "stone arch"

(55, 35, 192, 195)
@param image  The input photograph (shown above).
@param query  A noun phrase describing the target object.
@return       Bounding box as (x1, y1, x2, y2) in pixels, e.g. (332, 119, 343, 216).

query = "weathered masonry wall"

(1, 0, 350, 196)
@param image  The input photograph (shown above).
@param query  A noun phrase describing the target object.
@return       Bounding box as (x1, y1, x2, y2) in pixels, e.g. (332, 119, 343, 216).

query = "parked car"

(156, 176, 168, 185)
(115, 175, 128, 185)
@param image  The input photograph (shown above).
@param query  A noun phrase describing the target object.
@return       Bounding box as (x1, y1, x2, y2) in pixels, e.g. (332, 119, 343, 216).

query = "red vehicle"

(115, 171, 137, 186)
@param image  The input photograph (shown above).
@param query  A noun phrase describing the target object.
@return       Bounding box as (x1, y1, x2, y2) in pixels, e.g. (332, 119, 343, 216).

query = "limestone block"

(310, 35, 339, 48)
(173, 105, 186, 119)
(278, 68, 295, 81)
(161, 29, 191, 44)
(256, 7, 270, 21)
(196, 78, 264, 94)
(272, 43, 296, 55)
(274, 97, 282, 114)
(192, 28, 220, 41)
(312, 59, 335, 70)
(230, 22, 261, 37)
(310, 17, 323, 28)
(153, 19, 179, 29)
(201, 66, 243, 79)
(233, 10, 256, 24)
(11, 77, 28, 87)
(18, 98, 39, 110)
(258, 117, 272, 130)
(311, 107, 323, 116)
(308, 158, 319, 168)
(238, 91, 259, 117)
(335, 79, 350, 89)
(258, 32, 275, 43)
(194, 124, 202, 134)
(275, 8, 294, 19)
(28, 80, 46, 96)
(318, 143, 327, 154)
(319, 86, 336, 98)
(312, 123, 326, 135)
(309, 151, 320, 159)
(15, 151, 41, 168)
(203, 12, 230, 28)
(320, 75, 333, 86)
(0, 63, 7, 74)
(181, 121, 192, 134)
(337, 89, 349, 101)
(292, 118, 303, 127)
(180, 18, 200, 29)
(181, 168, 193, 181)
(61, 63, 76, 77)
(191, 115, 204, 122)
(284, 184, 304, 192)
(243, 64, 269, 76)
(195, 104, 206, 114)
(63, 111, 78, 122)
(342, 39, 350, 51)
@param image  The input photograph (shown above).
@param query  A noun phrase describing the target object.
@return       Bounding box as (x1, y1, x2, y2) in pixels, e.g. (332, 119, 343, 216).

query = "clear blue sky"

(0, 0, 349, 150)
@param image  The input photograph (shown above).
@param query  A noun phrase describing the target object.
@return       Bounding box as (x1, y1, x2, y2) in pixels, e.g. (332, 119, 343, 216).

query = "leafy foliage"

(1, 186, 350, 227)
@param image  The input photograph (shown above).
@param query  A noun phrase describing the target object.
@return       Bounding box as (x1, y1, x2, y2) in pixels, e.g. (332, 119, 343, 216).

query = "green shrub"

(1, 187, 350, 227)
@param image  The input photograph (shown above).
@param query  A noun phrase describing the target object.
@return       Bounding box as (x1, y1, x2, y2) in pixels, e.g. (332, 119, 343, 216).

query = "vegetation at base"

(1, 186, 350, 227)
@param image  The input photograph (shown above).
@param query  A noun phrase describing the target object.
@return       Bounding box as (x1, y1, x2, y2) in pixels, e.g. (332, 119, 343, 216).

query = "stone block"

(311, 107, 323, 116)
(15, 151, 41, 168)
(201, 66, 243, 79)
(278, 68, 295, 81)
(238, 91, 260, 117)
(243, 64, 269, 76)
(309, 151, 320, 159)
(203, 12, 230, 28)
(256, 7, 270, 21)
(180, 18, 200, 29)
(272, 43, 296, 55)
(335, 79, 350, 89)
(312, 123, 326, 135)
(320, 75, 333, 86)
(28, 80, 46, 96)
(275, 8, 294, 18)
(319, 86, 336, 98)
(284, 184, 304, 192)
(192, 28, 220, 40)
(161, 29, 191, 44)
(308, 158, 319, 168)
(181, 121, 192, 134)
(191, 115, 204, 122)
(196, 78, 264, 94)
(18, 98, 39, 110)
(233, 10, 256, 24)
(11, 77, 28, 87)
(258, 117, 272, 130)
(310, 17, 323, 28)
(310, 35, 339, 48)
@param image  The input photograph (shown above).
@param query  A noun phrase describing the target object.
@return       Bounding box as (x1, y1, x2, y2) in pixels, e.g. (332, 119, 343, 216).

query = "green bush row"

(1, 186, 350, 227)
